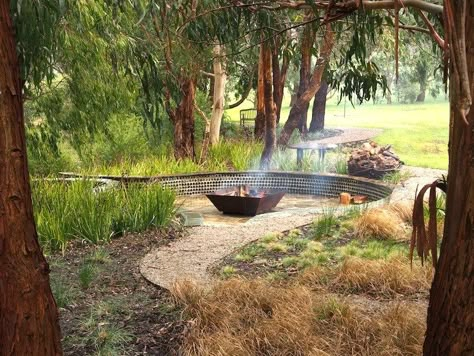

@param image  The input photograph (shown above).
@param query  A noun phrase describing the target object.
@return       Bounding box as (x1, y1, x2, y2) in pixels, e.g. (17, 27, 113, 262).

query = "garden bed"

(49, 228, 186, 355)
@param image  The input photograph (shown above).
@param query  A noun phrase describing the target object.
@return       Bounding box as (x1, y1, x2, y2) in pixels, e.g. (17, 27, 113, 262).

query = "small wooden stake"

(340, 192, 351, 205)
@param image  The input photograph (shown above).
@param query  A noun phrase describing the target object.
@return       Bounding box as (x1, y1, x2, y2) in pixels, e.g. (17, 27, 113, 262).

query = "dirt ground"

(49, 227, 188, 355)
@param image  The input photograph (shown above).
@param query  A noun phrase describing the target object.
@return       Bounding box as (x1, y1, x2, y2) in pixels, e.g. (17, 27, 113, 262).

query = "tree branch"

(200, 70, 215, 78)
(260, 0, 443, 15)
(398, 24, 430, 34)
(227, 66, 256, 109)
(416, 9, 445, 48)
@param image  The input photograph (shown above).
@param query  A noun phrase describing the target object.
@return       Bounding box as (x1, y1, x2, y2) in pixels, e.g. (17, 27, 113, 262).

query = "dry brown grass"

(388, 201, 414, 224)
(173, 278, 321, 355)
(313, 299, 425, 356)
(172, 278, 427, 356)
(302, 257, 432, 298)
(333, 257, 432, 297)
(375, 302, 426, 356)
(354, 207, 406, 240)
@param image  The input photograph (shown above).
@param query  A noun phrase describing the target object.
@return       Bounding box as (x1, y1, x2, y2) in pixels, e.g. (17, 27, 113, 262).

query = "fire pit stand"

(206, 185, 285, 216)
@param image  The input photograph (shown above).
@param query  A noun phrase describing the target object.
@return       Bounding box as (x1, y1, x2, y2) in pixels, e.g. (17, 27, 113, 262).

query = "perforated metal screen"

(150, 171, 393, 202)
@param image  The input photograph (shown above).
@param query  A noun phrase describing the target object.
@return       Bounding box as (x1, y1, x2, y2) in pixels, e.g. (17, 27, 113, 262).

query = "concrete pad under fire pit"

(176, 194, 342, 227)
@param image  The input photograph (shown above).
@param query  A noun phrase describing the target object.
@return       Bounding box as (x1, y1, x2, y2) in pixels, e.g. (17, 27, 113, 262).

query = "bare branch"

(200, 70, 215, 78)
(227, 66, 256, 109)
(416, 9, 445, 48)
(398, 24, 430, 34)
(260, 1, 443, 14)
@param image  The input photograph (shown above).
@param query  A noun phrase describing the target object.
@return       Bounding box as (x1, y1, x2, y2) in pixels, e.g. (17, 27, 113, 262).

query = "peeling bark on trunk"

(210, 45, 226, 146)
(296, 24, 313, 134)
(254, 44, 265, 140)
(260, 44, 276, 170)
(0, 2, 63, 354)
(423, 3, 474, 355)
(173, 78, 196, 160)
(208, 75, 214, 104)
(278, 26, 334, 146)
(272, 46, 289, 124)
(309, 80, 328, 132)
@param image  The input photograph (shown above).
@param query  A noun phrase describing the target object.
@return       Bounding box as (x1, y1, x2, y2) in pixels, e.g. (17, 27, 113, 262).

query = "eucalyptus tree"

(1, 1, 66, 353)
(26, 1, 141, 161)
(277, 10, 387, 145)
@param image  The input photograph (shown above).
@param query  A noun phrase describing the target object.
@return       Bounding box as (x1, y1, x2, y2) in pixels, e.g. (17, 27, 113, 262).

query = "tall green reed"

(32, 180, 175, 253)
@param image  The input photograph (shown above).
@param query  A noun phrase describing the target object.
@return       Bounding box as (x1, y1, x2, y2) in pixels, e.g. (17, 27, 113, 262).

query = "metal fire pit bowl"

(206, 186, 285, 216)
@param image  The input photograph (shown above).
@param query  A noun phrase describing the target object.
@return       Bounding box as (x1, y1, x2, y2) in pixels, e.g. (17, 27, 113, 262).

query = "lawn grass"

(226, 97, 449, 169)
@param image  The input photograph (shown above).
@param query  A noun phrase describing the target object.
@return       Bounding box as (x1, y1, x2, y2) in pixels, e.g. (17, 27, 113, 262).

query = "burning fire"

(219, 185, 265, 198)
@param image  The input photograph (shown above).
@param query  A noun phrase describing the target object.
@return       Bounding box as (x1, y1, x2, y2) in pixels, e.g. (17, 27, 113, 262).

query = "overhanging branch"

(261, 1, 443, 15)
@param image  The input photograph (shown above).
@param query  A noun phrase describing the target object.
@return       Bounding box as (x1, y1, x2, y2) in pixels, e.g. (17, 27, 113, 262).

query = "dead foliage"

(302, 257, 432, 298)
(410, 178, 446, 267)
(387, 201, 413, 224)
(172, 278, 426, 356)
(172, 278, 319, 355)
(354, 207, 406, 240)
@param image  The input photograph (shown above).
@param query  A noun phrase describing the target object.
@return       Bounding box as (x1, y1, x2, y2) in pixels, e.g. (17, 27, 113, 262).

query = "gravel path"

(140, 213, 317, 289)
(391, 166, 447, 202)
(140, 165, 447, 290)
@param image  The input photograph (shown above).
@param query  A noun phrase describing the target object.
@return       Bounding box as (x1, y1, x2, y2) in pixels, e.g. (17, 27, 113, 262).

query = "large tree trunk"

(272, 43, 289, 124)
(278, 25, 334, 146)
(423, 3, 474, 354)
(174, 78, 196, 160)
(309, 80, 328, 132)
(260, 43, 276, 170)
(296, 24, 313, 134)
(254, 44, 265, 140)
(0, 2, 63, 354)
(210, 45, 226, 146)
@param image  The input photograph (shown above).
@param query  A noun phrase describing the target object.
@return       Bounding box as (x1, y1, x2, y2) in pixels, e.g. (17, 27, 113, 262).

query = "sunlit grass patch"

(339, 239, 408, 260)
(266, 271, 289, 282)
(221, 265, 237, 278)
(312, 209, 338, 239)
(233, 243, 266, 263)
(260, 233, 282, 243)
(284, 235, 310, 250)
(265, 242, 289, 253)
